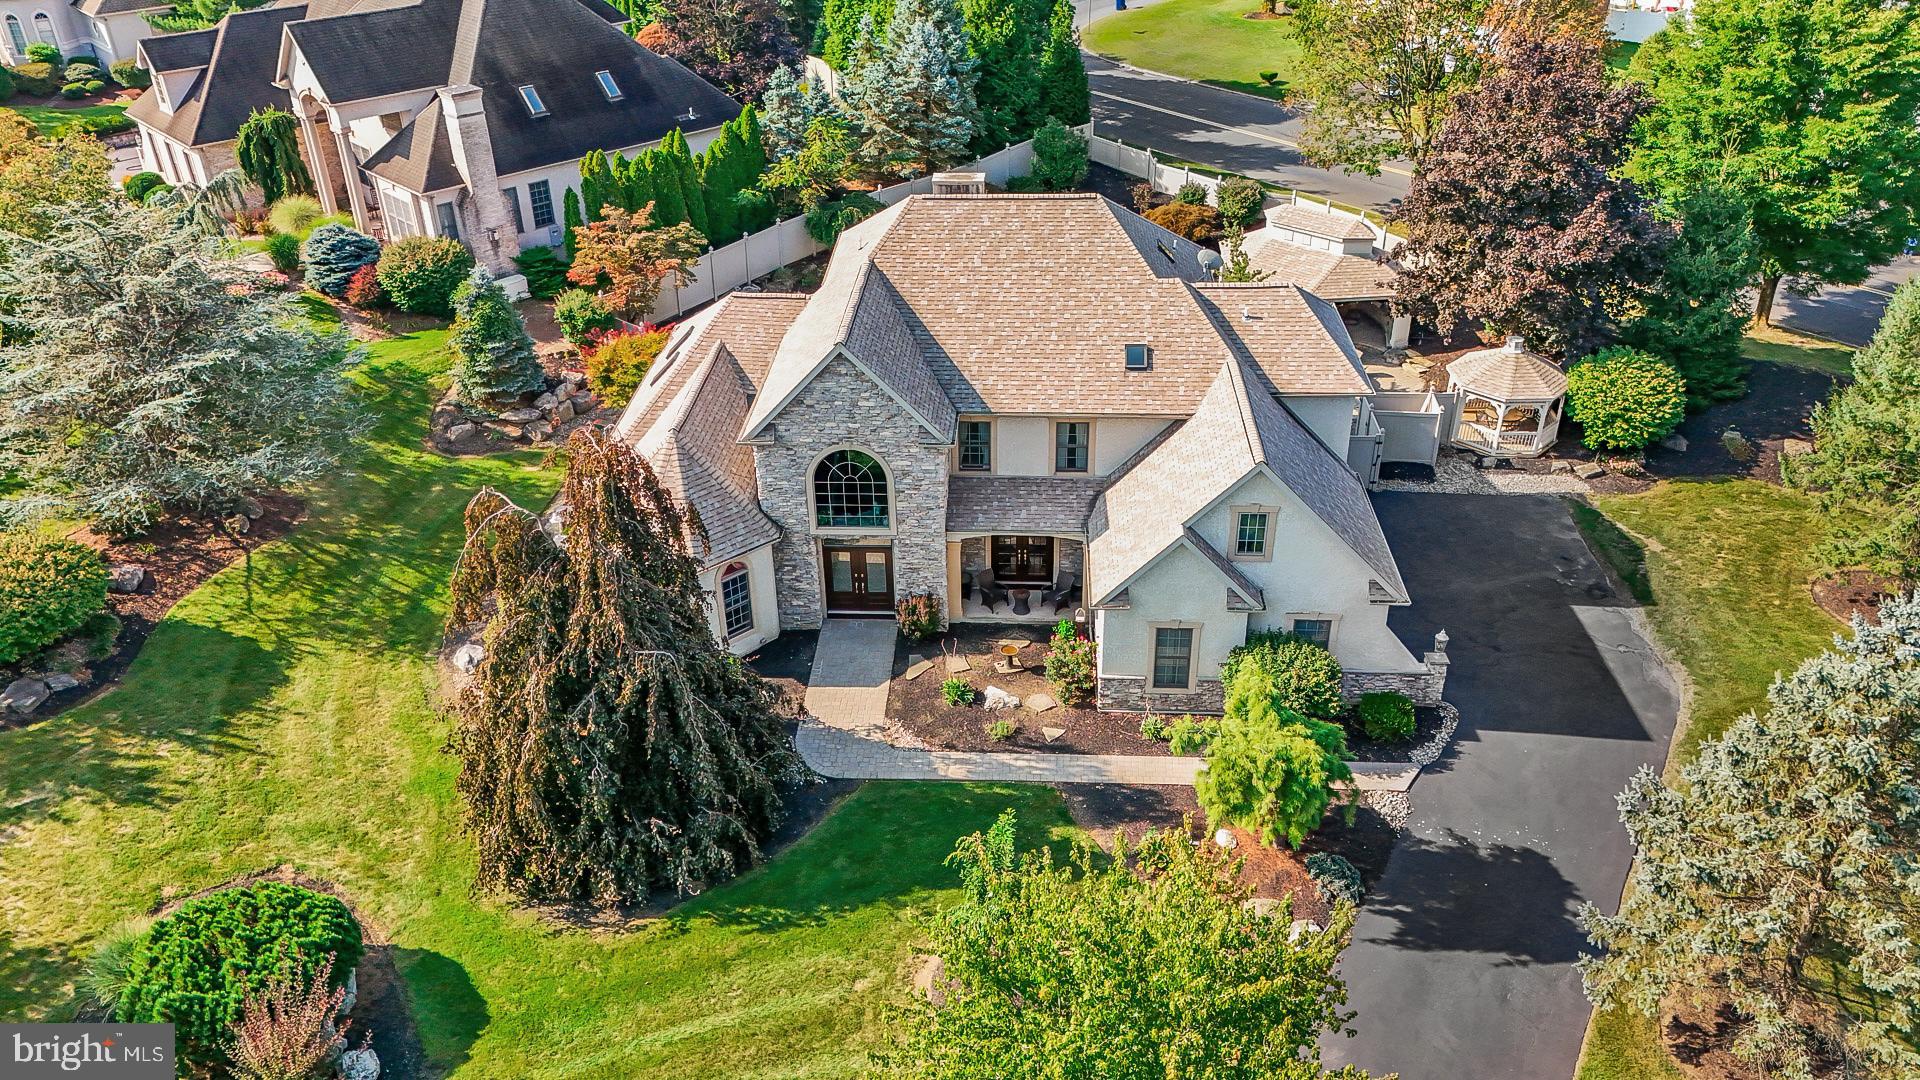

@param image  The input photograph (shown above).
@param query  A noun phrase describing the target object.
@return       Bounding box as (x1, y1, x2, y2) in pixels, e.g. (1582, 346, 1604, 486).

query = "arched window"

(718, 561, 753, 638)
(31, 12, 54, 44)
(6, 16, 28, 57)
(813, 449, 889, 529)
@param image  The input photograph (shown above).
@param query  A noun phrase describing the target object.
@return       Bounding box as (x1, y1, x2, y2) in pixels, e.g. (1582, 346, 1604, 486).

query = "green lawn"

(1742, 323, 1856, 378)
(1571, 477, 1839, 1080)
(2, 102, 127, 136)
(0, 315, 1076, 1077)
(1083, 0, 1305, 99)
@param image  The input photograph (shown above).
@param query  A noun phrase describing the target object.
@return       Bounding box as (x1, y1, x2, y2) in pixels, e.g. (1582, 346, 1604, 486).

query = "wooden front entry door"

(992, 535, 1055, 584)
(823, 545, 894, 612)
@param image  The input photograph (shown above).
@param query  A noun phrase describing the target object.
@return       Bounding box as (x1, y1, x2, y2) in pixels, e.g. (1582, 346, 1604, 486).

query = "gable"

(749, 352, 946, 447)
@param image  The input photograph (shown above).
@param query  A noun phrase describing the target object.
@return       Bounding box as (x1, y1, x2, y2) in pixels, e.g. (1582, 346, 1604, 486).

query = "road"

(1324, 494, 1681, 1080)
(1775, 257, 1919, 348)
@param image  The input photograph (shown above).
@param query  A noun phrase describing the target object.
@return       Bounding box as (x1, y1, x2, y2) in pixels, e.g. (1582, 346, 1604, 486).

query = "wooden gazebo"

(1446, 337, 1568, 458)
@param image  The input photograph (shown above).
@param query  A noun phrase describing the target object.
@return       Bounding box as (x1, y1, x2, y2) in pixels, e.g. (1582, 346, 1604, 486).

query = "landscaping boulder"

(237, 495, 265, 519)
(982, 686, 1019, 710)
(225, 513, 251, 535)
(1660, 433, 1688, 453)
(534, 392, 557, 410)
(447, 422, 476, 441)
(1, 678, 50, 716)
(42, 673, 80, 692)
(452, 642, 485, 673)
(499, 407, 542, 423)
(108, 565, 149, 593)
(1574, 463, 1607, 480)
(339, 1049, 380, 1080)
(483, 421, 524, 439)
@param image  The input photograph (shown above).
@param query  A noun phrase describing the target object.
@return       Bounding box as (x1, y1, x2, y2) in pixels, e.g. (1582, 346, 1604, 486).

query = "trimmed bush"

(110, 59, 151, 89)
(122, 171, 166, 202)
(1042, 619, 1096, 705)
(1175, 181, 1210, 205)
(116, 882, 362, 1065)
(1143, 201, 1221, 242)
(63, 63, 103, 85)
(895, 593, 943, 641)
(1030, 116, 1089, 192)
(512, 246, 569, 300)
(263, 231, 301, 273)
(554, 288, 617, 346)
(1565, 346, 1688, 450)
(343, 263, 385, 308)
(0, 534, 109, 665)
(9, 62, 59, 97)
(583, 325, 669, 406)
(300, 223, 380, 297)
(265, 194, 323, 238)
(1215, 176, 1264, 227)
(82, 79, 106, 94)
(804, 193, 886, 246)
(59, 83, 87, 99)
(374, 235, 474, 316)
(25, 42, 60, 66)
(1305, 852, 1363, 905)
(1218, 630, 1344, 720)
(1356, 690, 1415, 743)
(140, 182, 173, 205)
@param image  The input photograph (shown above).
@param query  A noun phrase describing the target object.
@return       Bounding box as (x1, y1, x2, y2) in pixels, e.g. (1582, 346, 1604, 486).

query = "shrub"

(1175, 181, 1210, 205)
(0, 534, 109, 665)
(265, 194, 323, 238)
(80, 919, 150, 1014)
(1042, 619, 1096, 705)
(1356, 690, 1416, 742)
(1565, 346, 1688, 450)
(64, 63, 103, 84)
(9, 62, 60, 97)
(1030, 116, 1089, 192)
(1304, 852, 1363, 906)
(513, 246, 569, 300)
(1166, 714, 1219, 756)
(110, 59, 151, 89)
(0, 65, 13, 102)
(227, 954, 347, 1080)
(374, 235, 474, 316)
(59, 83, 87, 99)
(25, 42, 60, 66)
(1196, 665, 1354, 848)
(1259, 70, 1280, 85)
(1144, 201, 1221, 242)
(985, 717, 1017, 740)
(1002, 174, 1045, 193)
(895, 593, 943, 641)
(449, 268, 544, 405)
(300, 223, 380, 297)
(343, 263, 385, 308)
(1218, 631, 1344, 720)
(732, 188, 774, 233)
(583, 326, 669, 406)
(83, 79, 106, 95)
(115, 881, 362, 1065)
(942, 677, 976, 707)
(140, 182, 173, 205)
(1139, 715, 1169, 741)
(122, 171, 166, 202)
(554, 288, 617, 345)
(1129, 181, 1155, 214)
(263, 231, 301, 273)
(804, 193, 885, 246)
(1215, 176, 1264, 227)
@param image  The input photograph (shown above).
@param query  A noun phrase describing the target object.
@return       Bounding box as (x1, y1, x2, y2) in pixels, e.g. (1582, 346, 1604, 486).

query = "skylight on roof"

(1125, 344, 1152, 370)
(518, 84, 548, 117)
(595, 70, 622, 101)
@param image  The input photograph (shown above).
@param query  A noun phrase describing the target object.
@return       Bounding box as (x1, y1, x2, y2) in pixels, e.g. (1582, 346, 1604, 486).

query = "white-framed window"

(1288, 616, 1334, 649)
(957, 419, 991, 471)
(595, 70, 623, 101)
(435, 201, 459, 240)
(1231, 506, 1276, 560)
(719, 562, 753, 638)
(5, 16, 27, 57)
(1125, 343, 1151, 370)
(528, 180, 555, 228)
(1054, 421, 1090, 473)
(1150, 625, 1197, 691)
(517, 84, 548, 117)
(813, 448, 890, 529)
(378, 186, 417, 239)
(32, 12, 54, 44)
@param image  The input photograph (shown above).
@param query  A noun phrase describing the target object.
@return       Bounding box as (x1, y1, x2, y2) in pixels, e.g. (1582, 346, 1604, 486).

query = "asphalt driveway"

(1322, 493, 1682, 1080)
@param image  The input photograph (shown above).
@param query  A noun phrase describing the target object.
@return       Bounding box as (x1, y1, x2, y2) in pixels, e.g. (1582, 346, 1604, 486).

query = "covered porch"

(944, 473, 1105, 625)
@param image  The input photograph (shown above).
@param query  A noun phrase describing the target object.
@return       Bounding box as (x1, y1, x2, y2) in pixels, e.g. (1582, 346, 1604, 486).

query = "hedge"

(0, 534, 109, 665)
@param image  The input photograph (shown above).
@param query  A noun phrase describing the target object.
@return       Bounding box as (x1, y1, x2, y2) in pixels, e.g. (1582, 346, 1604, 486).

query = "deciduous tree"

(566, 204, 705, 321)
(650, 0, 802, 101)
(960, 0, 1046, 152)
(763, 114, 856, 211)
(1580, 594, 1920, 1077)
(1626, 0, 1920, 326)
(448, 430, 803, 902)
(1392, 35, 1670, 357)
(0, 111, 111, 241)
(1037, 0, 1088, 125)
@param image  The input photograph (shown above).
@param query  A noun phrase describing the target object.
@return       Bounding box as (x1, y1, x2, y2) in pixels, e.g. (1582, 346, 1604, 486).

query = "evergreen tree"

(1618, 184, 1758, 409)
(758, 65, 841, 161)
(662, 129, 710, 239)
(1790, 281, 1920, 583)
(961, 0, 1046, 151)
(842, 0, 979, 179)
(448, 430, 803, 903)
(734, 104, 769, 184)
(562, 187, 585, 259)
(1037, 0, 1089, 125)
(579, 149, 614, 218)
(301, 223, 382, 298)
(1627, 0, 1920, 326)
(638, 150, 686, 226)
(696, 139, 740, 246)
(615, 151, 654, 216)
(1580, 594, 1920, 1076)
(818, 0, 892, 69)
(233, 107, 314, 206)
(448, 268, 544, 405)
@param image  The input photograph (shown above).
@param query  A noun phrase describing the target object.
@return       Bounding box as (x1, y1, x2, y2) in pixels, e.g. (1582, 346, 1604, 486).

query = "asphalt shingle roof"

(1241, 233, 1398, 301)
(1266, 203, 1378, 242)
(946, 476, 1108, 534)
(1446, 340, 1569, 401)
(126, 5, 304, 147)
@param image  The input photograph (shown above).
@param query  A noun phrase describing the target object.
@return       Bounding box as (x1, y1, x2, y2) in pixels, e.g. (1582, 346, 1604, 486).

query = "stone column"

(296, 107, 337, 215)
(438, 83, 520, 274)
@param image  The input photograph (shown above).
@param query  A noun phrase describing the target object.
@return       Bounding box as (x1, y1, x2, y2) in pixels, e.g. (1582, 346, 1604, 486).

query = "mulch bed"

(746, 629, 819, 717)
(1342, 704, 1448, 762)
(1640, 361, 1838, 484)
(1056, 783, 1401, 925)
(1658, 991, 1849, 1080)
(1, 496, 305, 732)
(1811, 570, 1899, 626)
(887, 623, 1168, 755)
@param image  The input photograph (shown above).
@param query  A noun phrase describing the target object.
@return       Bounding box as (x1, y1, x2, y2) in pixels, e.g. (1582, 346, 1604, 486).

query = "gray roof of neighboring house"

(125, 5, 304, 147)
(946, 476, 1108, 534)
(74, 0, 170, 17)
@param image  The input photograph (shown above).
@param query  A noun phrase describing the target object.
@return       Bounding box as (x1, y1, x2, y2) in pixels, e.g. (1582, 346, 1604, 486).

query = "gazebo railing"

(1454, 422, 1547, 455)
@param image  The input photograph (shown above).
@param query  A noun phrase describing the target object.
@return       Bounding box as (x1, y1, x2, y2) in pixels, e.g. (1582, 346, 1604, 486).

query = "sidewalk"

(796, 619, 1420, 791)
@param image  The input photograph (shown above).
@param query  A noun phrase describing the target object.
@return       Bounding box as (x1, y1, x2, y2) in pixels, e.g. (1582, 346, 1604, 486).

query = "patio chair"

(976, 569, 1008, 612)
(1044, 571, 1080, 614)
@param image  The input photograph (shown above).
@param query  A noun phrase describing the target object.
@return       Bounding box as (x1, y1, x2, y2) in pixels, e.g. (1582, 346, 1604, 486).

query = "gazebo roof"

(1447, 337, 1568, 401)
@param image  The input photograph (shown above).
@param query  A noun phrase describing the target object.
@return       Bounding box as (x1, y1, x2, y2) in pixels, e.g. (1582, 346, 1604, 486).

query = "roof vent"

(1505, 334, 1527, 353)
(931, 172, 987, 194)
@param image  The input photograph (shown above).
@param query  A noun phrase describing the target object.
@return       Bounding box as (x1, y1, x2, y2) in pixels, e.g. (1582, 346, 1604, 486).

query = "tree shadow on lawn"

(0, 925, 75, 1022)
(666, 782, 1074, 935)
(1359, 829, 1586, 966)
(385, 947, 489, 1080)
(0, 620, 288, 825)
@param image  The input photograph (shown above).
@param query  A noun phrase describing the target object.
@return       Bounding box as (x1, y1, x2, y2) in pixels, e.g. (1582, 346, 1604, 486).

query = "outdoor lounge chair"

(976, 570, 1009, 612)
(1044, 571, 1080, 614)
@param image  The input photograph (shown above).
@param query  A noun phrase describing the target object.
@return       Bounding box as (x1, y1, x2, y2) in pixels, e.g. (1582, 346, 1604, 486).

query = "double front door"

(823, 545, 894, 612)
(992, 535, 1054, 585)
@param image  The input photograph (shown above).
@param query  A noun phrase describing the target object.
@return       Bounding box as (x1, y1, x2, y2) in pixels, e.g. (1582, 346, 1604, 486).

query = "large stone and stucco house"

(615, 191, 1447, 713)
(2, 0, 163, 67)
(126, 0, 737, 274)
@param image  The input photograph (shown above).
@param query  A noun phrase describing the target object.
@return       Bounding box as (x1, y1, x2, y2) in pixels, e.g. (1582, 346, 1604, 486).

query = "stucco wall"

(957, 415, 1173, 477)
(700, 542, 780, 656)
(753, 353, 950, 630)
(1280, 395, 1360, 462)
(1095, 544, 1249, 680)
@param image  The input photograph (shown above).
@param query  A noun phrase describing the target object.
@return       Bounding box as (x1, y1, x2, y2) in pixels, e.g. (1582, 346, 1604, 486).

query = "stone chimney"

(438, 84, 520, 274)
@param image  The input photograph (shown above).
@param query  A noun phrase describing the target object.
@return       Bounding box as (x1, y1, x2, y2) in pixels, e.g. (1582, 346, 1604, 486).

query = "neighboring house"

(126, 0, 739, 273)
(614, 191, 1444, 711)
(2, 0, 165, 66)
(1241, 199, 1408, 352)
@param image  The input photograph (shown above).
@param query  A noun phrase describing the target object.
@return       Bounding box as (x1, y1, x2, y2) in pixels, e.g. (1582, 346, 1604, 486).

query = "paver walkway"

(797, 618, 1418, 790)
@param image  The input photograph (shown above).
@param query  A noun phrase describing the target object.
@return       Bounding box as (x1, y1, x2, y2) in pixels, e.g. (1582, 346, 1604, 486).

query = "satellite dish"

(1198, 249, 1224, 273)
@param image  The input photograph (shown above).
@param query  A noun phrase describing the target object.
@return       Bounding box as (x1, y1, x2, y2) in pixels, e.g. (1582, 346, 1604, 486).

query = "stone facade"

(1341, 633, 1451, 705)
(1097, 676, 1226, 715)
(753, 354, 951, 631)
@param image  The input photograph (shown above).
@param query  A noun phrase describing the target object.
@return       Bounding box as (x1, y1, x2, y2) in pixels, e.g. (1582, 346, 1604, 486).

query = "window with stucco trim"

(1151, 625, 1196, 690)
(720, 563, 753, 638)
(957, 420, 991, 471)
(1288, 615, 1334, 649)
(1054, 421, 1090, 473)
(1230, 505, 1277, 561)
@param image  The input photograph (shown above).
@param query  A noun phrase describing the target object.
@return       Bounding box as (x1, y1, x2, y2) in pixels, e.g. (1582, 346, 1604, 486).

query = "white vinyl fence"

(647, 139, 1038, 322)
